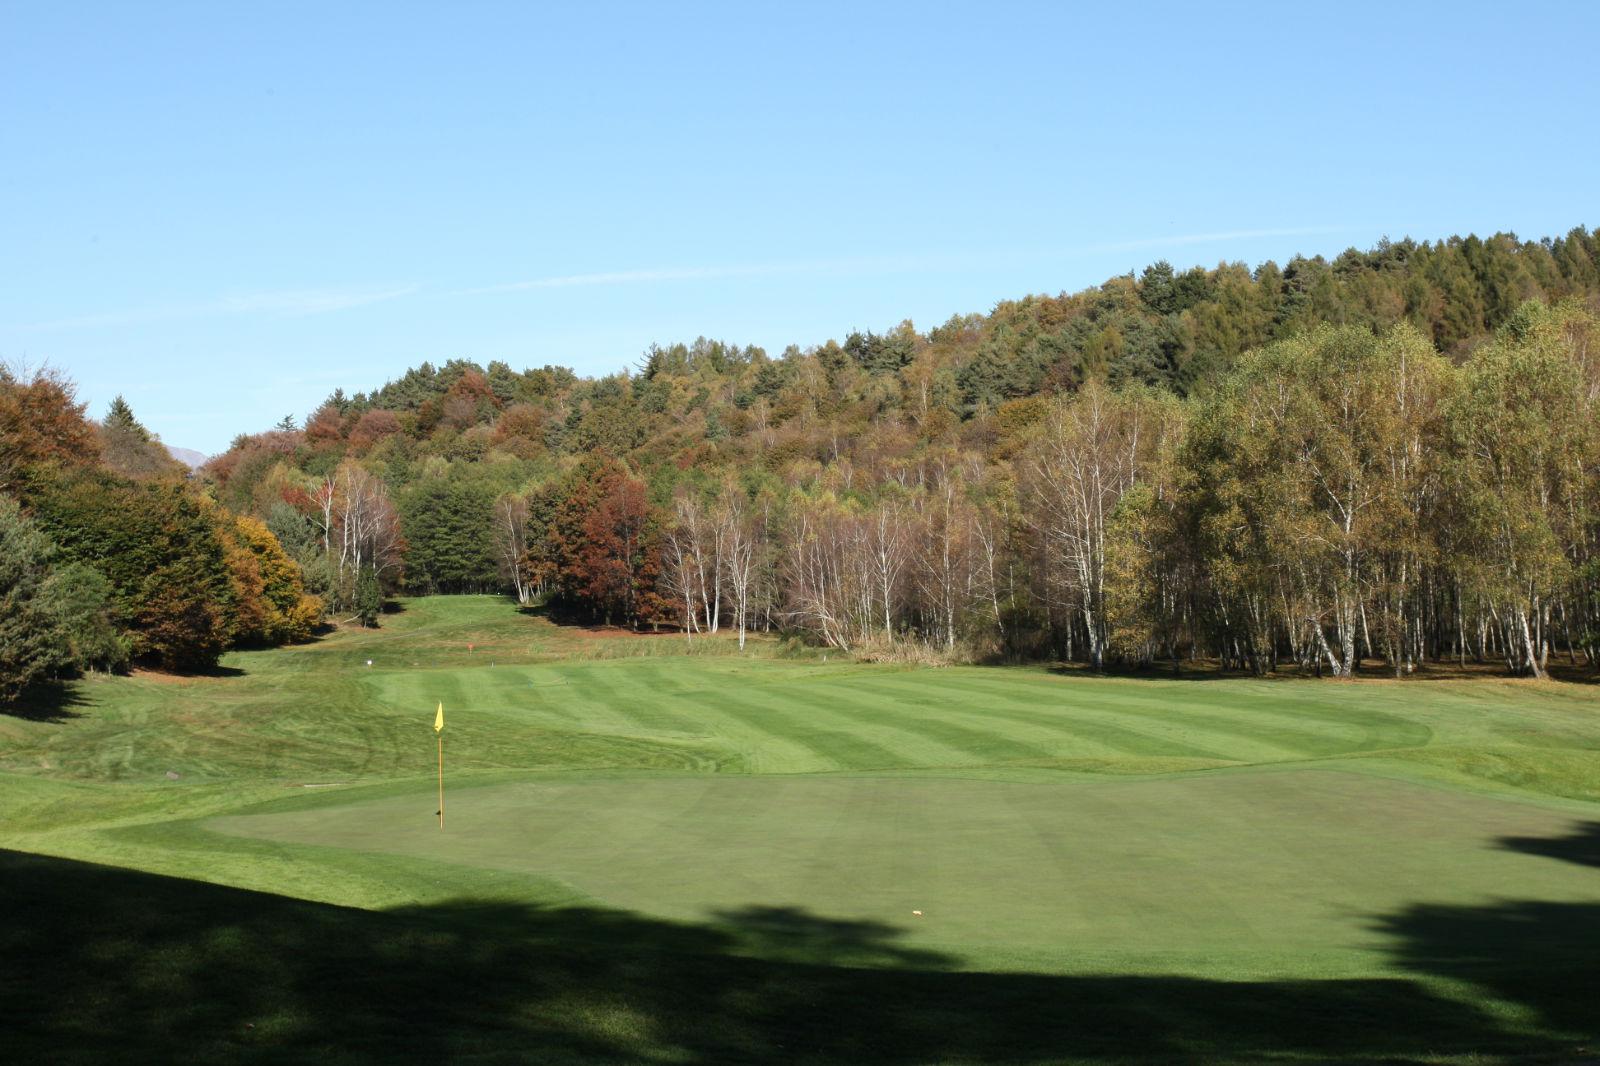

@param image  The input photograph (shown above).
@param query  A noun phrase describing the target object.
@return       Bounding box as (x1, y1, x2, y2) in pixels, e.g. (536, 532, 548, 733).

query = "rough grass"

(3, 595, 1599, 1064)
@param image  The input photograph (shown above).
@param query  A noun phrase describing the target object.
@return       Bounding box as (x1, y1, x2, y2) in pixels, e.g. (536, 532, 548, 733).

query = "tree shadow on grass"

(191, 663, 248, 678)
(1364, 820, 1600, 1048)
(710, 905, 949, 970)
(2, 680, 89, 722)
(1500, 821, 1600, 870)
(1374, 899, 1600, 1044)
(3, 847, 1598, 1065)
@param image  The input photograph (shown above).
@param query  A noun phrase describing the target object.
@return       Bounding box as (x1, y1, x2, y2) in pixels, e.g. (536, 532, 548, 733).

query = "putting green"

(209, 767, 1600, 975)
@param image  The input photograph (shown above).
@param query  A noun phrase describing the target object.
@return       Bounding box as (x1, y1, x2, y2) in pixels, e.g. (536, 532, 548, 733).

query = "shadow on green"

(1500, 820, 1600, 870)
(4, 829, 1599, 1065)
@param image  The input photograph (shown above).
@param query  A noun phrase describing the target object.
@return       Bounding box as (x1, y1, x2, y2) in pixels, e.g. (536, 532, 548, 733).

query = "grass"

(2, 595, 1599, 1063)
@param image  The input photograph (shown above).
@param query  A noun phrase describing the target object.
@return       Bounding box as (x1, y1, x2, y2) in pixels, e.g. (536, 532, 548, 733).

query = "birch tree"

(492, 492, 533, 604)
(716, 479, 763, 649)
(1022, 383, 1160, 669)
(312, 460, 404, 611)
(1444, 306, 1588, 677)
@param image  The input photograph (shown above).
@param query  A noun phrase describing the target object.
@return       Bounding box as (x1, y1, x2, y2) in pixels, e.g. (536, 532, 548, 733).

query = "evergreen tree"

(104, 395, 145, 436)
(354, 565, 382, 627)
(0, 494, 70, 702)
(400, 478, 498, 593)
(99, 395, 178, 479)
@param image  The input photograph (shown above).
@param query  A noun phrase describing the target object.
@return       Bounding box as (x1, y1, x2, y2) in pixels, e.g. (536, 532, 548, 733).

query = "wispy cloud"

(14, 228, 1352, 331)
(214, 285, 420, 316)
(449, 258, 889, 296)
(15, 283, 419, 332)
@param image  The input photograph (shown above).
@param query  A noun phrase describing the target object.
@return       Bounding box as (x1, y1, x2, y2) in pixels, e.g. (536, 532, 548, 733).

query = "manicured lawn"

(3, 596, 1598, 1063)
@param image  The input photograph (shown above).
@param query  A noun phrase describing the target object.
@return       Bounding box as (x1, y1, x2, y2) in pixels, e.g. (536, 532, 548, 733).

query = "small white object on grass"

(912, 910, 923, 917)
(366, 659, 373, 667)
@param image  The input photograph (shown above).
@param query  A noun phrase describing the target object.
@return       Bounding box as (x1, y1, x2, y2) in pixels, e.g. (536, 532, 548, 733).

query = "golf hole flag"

(434, 702, 445, 828)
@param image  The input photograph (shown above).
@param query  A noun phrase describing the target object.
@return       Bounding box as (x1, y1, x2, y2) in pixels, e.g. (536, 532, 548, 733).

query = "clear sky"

(3, 1, 1596, 454)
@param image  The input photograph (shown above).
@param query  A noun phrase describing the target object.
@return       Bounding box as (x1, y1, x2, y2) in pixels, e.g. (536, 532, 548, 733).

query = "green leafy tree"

(43, 562, 129, 673)
(29, 473, 233, 670)
(0, 494, 70, 702)
(400, 478, 498, 593)
(354, 565, 382, 627)
(1442, 304, 1590, 676)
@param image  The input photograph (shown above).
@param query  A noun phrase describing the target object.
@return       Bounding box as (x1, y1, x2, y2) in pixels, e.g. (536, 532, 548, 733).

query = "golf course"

(3, 595, 1599, 1063)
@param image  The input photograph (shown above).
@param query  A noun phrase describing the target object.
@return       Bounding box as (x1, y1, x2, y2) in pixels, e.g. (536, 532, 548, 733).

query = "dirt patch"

(130, 669, 198, 686)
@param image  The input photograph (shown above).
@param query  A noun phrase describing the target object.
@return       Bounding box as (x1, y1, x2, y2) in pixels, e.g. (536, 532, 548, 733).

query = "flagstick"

(437, 732, 445, 829)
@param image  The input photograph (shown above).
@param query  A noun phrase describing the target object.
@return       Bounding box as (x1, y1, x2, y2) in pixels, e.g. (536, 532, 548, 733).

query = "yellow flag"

(434, 702, 444, 733)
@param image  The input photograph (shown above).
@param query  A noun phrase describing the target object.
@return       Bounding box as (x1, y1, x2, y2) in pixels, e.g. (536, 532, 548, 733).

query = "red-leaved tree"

(532, 455, 665, 627)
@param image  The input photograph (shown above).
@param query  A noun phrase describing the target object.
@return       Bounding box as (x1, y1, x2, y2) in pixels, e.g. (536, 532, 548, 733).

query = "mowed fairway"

(3, 596, 1599, 1064)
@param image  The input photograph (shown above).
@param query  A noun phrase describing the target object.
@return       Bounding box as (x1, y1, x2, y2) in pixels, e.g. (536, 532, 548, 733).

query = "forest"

(4, 226, 1599, 701)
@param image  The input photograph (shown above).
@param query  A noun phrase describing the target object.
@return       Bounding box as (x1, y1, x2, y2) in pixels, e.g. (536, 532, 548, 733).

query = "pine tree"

(104, 395, 147, 438)
(98, 396, 175, 479)
(354, 565, 382, 627)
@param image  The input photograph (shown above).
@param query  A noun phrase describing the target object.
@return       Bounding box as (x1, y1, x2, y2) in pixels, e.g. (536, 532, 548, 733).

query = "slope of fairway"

(5, 596, 1597, 799)
(3, 595, 1599, 1063)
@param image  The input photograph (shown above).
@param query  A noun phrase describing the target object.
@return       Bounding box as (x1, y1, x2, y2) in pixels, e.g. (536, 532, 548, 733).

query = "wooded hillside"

(6, 227, 1598, 699)
(204, 227, 1600, 676)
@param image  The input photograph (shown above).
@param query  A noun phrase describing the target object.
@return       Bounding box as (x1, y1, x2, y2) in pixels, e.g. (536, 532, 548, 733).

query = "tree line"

(0, 370, 321, 702)
(7, 226, 1598, 704)
(466, 301, 1596, 678)
(207, 226, 1600, 677)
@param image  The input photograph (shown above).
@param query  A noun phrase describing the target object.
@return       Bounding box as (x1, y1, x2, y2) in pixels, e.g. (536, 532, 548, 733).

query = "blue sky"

(3, 1, 1596, 454)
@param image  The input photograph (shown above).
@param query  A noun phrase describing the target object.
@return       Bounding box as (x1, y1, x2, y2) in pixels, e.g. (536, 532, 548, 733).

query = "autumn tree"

(528, 456, 663, 627)
(0, 363, 99, 494)
(221, 514, 322, 644)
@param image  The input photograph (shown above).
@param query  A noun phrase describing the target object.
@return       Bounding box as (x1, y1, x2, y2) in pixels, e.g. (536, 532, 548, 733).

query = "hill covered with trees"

(203, 226, 1600, 678)
(5, 226, 1598, 703)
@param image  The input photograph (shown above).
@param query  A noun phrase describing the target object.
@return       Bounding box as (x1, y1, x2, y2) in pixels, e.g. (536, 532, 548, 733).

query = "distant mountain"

(164, 444, 209, 470)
